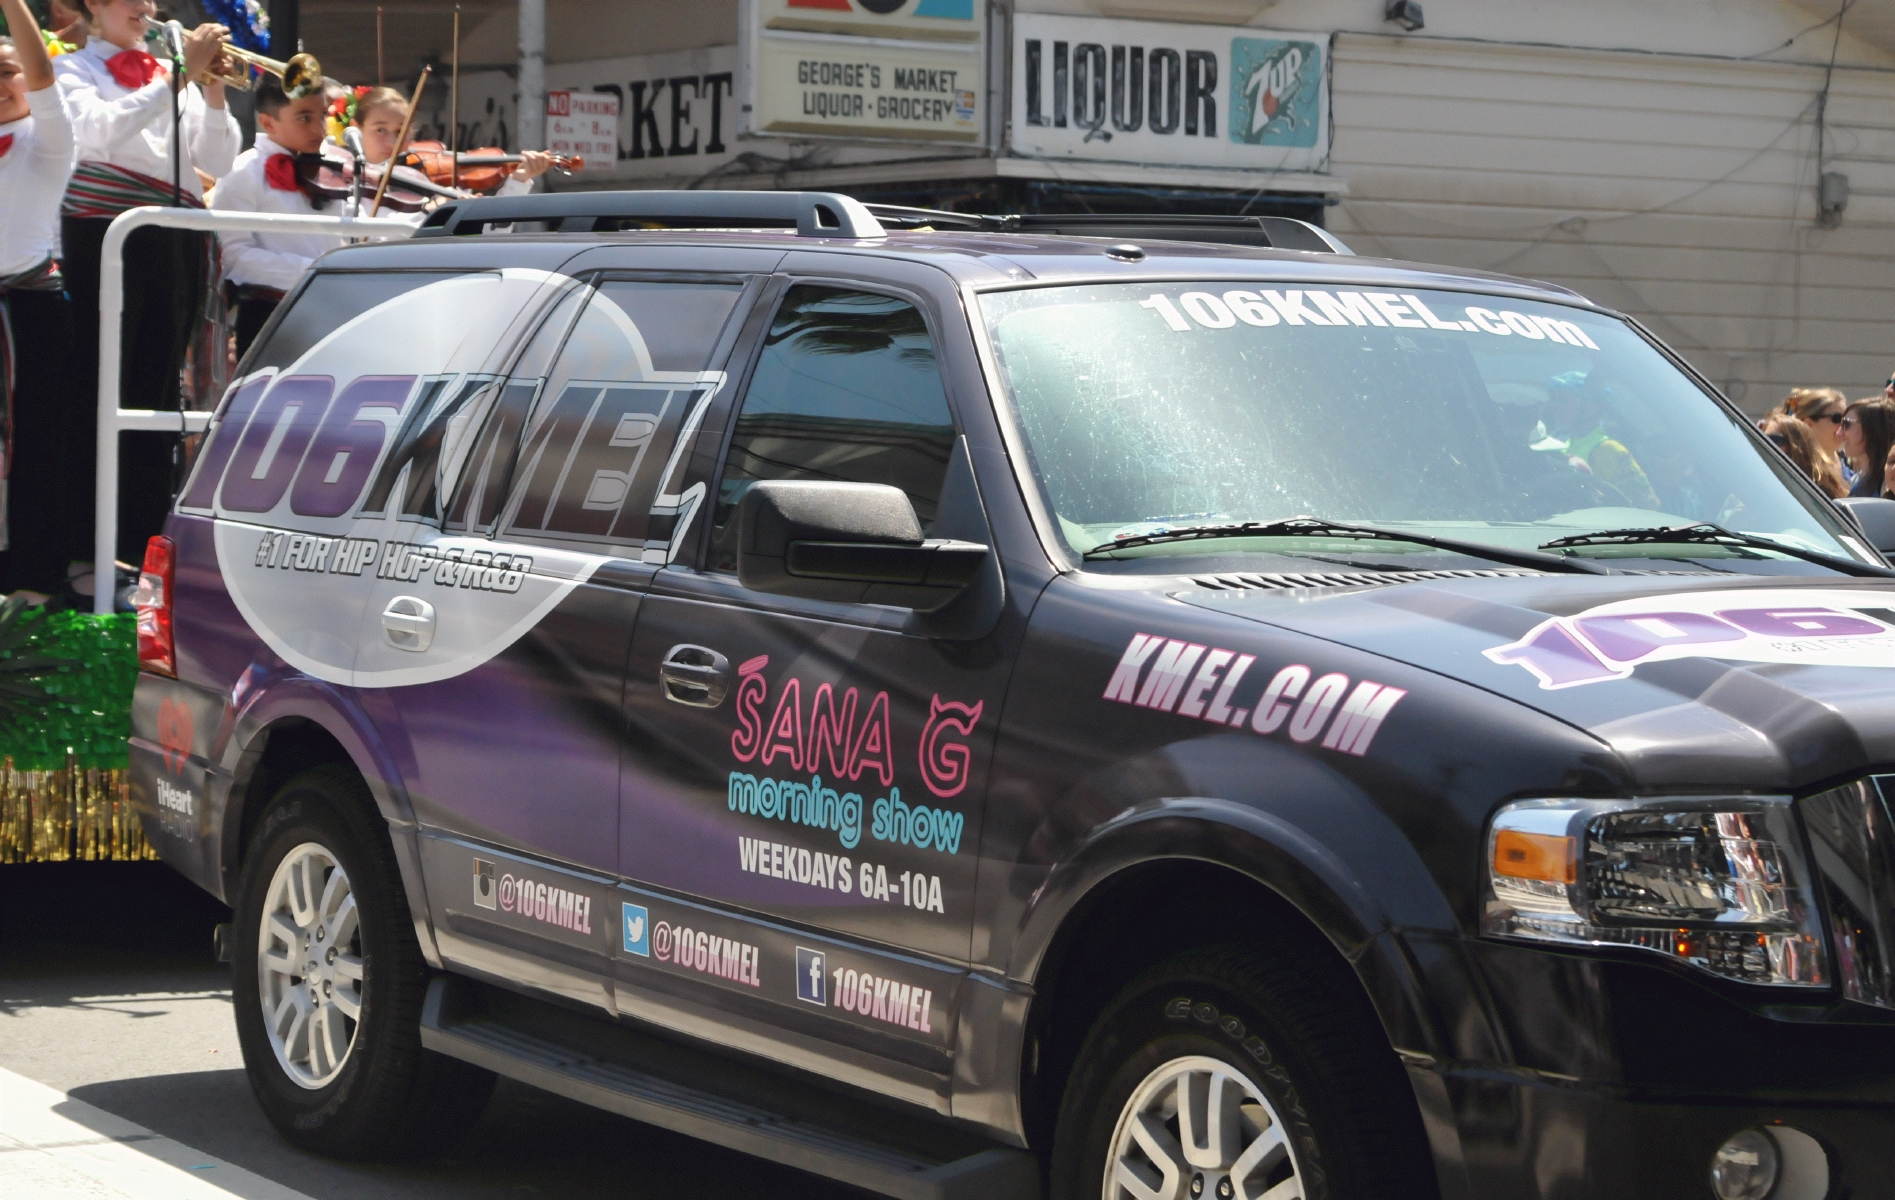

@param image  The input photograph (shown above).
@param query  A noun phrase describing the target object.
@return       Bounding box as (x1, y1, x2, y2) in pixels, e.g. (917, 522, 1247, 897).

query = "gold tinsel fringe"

(0, 758, 155, 863)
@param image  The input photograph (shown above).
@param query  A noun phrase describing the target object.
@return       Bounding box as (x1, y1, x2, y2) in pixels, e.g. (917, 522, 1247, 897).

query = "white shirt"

(211, 133, 350, 292)
(214, 139, 540, 291)
(54, 38, 238, 198)
(0, 87, 75, 278)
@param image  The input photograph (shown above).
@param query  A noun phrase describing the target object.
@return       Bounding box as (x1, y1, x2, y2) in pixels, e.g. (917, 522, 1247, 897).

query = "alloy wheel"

(257, 841, 364, 1089)
(1103, 1054, 1305, 1200)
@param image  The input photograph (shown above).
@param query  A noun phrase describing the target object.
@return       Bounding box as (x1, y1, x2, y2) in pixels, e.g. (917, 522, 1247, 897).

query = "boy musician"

(211, 71, 352, 357)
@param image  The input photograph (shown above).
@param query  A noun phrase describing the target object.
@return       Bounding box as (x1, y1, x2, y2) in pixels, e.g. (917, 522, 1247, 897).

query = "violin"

(288, 150, 465, 214)
(397, 140, 584, 195)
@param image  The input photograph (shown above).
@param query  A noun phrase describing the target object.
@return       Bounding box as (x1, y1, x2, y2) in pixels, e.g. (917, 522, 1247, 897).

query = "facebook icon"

(795, 947, 826, 1006)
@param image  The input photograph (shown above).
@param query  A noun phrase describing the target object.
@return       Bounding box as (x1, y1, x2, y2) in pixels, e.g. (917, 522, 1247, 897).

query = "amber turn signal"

(1492, 828, 1575, 884)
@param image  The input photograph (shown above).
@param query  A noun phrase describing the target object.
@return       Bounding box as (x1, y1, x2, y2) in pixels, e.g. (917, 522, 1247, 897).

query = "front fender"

(1009, 790, 1460, 1064)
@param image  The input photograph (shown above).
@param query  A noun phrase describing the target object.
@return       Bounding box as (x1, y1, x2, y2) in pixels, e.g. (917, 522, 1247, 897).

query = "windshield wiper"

(1538, 522, 1895, 578)
(1083, 515, 1610, 574)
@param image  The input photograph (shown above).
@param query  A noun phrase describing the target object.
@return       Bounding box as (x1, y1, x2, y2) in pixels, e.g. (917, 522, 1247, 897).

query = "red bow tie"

(0, 135, 13, 162)
(264, 153, 302, 192)
(105, 48, 162, 90)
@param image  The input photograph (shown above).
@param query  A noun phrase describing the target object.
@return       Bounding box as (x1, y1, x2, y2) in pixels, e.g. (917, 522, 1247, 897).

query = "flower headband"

(327, 85, 372, 128)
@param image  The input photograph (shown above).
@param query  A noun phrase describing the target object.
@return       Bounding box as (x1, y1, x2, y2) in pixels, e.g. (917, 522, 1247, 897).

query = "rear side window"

(709, 286, 956, 573)
(499, 279, 743, 549)
(247, 271, 464, 372)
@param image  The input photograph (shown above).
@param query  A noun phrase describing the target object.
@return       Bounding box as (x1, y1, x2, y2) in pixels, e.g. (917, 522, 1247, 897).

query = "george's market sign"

(1009, 14, 1330, 173)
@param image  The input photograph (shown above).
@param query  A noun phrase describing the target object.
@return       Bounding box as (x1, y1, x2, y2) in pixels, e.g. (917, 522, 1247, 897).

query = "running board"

(420, 975, 1039, 1200)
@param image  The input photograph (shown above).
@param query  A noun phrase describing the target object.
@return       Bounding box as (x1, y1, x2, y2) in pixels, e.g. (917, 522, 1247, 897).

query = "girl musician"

(0, 0, 75, 597)
(349, 85, 554, 195)
(54, 0, 235, 582)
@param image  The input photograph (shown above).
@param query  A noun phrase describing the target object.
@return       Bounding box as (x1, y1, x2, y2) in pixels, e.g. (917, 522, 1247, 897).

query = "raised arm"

(0, 0, 54, 90)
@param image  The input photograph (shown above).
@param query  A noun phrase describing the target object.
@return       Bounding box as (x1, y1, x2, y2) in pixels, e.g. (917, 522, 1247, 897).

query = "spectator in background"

(1777, 386, 1853, 489)
(1762, 417, 1845, 497)
(1840, 398, 1895, 498)
(46, 0, 82, 48)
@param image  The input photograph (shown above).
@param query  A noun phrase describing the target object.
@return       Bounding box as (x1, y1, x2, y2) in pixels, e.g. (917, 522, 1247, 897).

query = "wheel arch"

(1010, 802, 1450, 1155)
(217, 675, 440, 967)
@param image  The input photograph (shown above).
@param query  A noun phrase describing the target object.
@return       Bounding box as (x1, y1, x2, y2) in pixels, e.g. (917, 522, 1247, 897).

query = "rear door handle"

(659, 644, 730, 707)
(382, 596, 436, 652)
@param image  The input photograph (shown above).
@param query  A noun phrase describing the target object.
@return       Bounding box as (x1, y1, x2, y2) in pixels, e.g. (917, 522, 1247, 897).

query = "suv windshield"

(980, 283, 1867, 573)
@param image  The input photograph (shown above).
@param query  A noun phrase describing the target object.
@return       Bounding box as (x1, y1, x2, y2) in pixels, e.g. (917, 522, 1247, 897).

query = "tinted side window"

(710, 286, 956, 573)
(501, 279, 742, 548)
(249, 272, 465, 372)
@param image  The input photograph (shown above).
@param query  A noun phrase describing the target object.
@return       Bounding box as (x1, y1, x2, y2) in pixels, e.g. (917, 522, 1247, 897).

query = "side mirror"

(1836, 496, 1895, 557)
(737, 480, 989, 612)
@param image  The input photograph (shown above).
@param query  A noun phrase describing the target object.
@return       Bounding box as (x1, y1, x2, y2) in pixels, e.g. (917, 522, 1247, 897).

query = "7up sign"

(1232, 38, 1322, 147)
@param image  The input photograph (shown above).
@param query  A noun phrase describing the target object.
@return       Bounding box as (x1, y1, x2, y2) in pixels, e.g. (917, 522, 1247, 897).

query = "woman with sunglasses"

(1772, 386, 1851, 493)
(1840, 397, 1895, 497)
(1760, 416, 1840, 498)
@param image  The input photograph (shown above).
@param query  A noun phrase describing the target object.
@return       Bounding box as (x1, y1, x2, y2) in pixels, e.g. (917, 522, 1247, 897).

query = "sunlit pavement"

(0, 863, 866, 1199)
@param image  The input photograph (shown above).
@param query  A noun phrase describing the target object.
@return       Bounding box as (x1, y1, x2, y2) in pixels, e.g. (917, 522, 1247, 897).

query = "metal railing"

(93, 207, 417, 614)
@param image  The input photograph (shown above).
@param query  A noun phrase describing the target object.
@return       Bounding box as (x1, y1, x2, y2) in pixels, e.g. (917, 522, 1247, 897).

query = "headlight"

(1482, 797, 1828, 987)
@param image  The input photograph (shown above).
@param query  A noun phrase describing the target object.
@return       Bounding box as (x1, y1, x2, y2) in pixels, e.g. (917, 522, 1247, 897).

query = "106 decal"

(1485, 589, 1895, 688)
(1104, 632, 1406, 756)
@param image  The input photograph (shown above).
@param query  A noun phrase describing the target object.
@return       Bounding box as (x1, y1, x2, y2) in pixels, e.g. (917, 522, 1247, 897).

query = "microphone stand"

(166, 26, 182, 205)
(344, 130, 366, 217)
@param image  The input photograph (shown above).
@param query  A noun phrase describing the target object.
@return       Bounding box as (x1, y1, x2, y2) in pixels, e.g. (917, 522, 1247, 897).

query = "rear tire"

(231, 765, 494, 1158)
(1049, 944, 1435, 1200)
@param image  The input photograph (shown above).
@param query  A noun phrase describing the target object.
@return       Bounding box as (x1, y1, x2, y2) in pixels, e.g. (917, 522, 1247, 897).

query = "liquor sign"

(743, 0, 987, 145)
(1009, 14, 1329, 173)
(546, 91, 620, 169)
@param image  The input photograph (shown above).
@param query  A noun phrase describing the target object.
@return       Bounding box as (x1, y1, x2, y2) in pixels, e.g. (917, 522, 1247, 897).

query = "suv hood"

(1176, 572, 1895, 792)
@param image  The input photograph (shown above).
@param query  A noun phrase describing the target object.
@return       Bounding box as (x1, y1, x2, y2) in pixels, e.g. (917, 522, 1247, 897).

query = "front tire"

(231, 765, 493, 1158)
(1050, 945, 1435, 1200)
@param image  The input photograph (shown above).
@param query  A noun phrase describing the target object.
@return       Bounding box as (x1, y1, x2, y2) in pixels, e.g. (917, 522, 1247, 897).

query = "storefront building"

(316, 0, 1895, 409)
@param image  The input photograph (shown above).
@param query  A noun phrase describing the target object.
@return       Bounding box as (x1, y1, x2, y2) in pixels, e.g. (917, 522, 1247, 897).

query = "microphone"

(163, 19, 186, 63)
(343, 127, 365, 158)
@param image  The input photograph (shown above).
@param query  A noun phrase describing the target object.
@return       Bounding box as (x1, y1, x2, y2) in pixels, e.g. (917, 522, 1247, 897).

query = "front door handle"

(659, 644, 730, 708)
(382, 596, 436, 652)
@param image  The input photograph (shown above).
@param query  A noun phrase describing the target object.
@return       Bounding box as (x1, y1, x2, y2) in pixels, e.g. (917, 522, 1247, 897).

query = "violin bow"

(450, 6, 461, 190)
(369, 64, 430, 217)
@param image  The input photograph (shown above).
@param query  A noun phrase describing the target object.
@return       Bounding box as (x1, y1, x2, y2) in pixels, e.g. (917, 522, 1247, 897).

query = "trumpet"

(205, 44, 324, 99)
(148, 20, 324, 98)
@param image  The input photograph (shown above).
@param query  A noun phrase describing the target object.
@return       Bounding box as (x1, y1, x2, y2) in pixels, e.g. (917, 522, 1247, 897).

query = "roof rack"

(413, 190, 887, 239)
(861, 205, 1353, 254)
(410, 189, 1351, 254)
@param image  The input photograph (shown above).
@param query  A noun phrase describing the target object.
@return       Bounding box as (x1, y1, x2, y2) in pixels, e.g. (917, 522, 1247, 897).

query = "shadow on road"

(4, 862, 866, 1199)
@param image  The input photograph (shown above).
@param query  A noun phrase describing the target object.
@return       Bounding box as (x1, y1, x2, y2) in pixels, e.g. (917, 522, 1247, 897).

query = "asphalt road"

(0, 861, 868, 1199)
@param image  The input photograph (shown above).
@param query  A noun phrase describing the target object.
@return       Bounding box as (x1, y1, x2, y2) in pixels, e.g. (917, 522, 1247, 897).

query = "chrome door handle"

(382, 596, 436, 652)
(659, 644, 730, 708)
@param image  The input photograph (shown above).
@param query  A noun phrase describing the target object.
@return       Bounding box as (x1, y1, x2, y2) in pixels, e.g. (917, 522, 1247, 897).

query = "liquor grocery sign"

(1009, 13, 1329, 172)
(743, 0, 985, 144)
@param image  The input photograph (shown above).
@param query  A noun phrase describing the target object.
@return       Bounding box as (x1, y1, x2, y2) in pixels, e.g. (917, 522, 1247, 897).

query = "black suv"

(128, 191, 1895, 1200)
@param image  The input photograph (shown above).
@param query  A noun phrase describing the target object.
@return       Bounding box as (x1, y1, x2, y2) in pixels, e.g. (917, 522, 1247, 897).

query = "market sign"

(759, 0, 980, 43)
(742, 0, 985, 144)
(545, 46, 740, 182)
(545, 90, 619, 169)
(1009, 14, 1329, 173)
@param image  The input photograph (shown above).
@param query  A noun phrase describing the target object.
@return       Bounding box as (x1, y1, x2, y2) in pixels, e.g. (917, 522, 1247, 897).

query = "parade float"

(0, 599, 148, 862)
